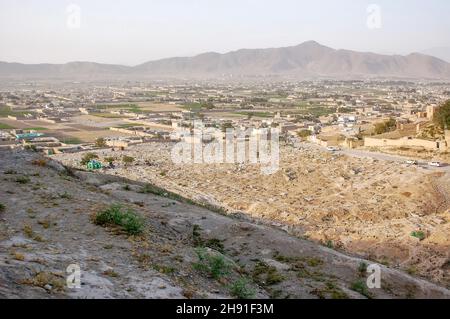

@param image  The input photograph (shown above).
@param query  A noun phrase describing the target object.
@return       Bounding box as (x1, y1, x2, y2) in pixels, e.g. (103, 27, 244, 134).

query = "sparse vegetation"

(122, 155, 135, 166)
(32, 159, 47, 167)
(22, 224, 44, 242)
(0, 202, 5, 212)
(350, 280, 373, 299)
(104, 157, 116, 164)
(0, 123, 15, 129)
(80, 152, 99, 166)
(15, 176, 31, 184)
(192, 225, 225, 253)
(374, 118, 397, 135)
(411, 231, 426, 241)
(297, 129, 312, 139)
(12, 252, 25, 261)
(95, 137, 107, 148)
(62, 137, 83, 145)
(94, 204, 144, 236)
(38, 219, 52, 229)
(358, 262, 368, 276)
(229, 278, 256, 299)
(312, 281, 349, 299)
(103, 269, 120, 278)
(153, 265, 176, 275)
(252, 261, 285, 286)
(192, 248, 231, 280)
(22, 272, 65, 292)
(59, 191, 72, 199)
(306, 257, 323, 267)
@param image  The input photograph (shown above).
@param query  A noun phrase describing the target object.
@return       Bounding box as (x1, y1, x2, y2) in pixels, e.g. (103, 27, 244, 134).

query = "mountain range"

(421, 46, 450, 63)
(1, 41, 450, 80)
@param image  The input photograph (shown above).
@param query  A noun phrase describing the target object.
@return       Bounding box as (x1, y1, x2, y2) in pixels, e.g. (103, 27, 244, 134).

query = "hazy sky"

(1, 0, 449, 65)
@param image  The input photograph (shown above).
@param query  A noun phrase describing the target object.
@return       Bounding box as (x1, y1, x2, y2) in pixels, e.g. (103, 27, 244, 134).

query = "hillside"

(0, 148, 449, 299)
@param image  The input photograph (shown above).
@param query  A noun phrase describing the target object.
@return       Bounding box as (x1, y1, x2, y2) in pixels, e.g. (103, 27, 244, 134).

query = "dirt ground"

(1, 149, 449, 299)
(53, 142, 450, 287)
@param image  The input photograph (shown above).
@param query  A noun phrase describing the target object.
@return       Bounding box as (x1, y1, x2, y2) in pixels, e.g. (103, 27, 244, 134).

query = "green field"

(91, 113, 128, 119)
(94, 104, 142, 113)
(295, 106, 337, 117)
(61, 137, 84, 145)
(0, 123, 15, 129)
(0, 106, 33, 117)
(116, 123, 145, 128)
(182, 100, 219, 112)
(181, 103, 203, 111)
(234, 111, 274, 118)
(27, 127, 48, 131)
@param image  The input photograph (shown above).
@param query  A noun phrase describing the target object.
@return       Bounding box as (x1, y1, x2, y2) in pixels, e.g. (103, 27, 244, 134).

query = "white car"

(406, 160, 418, 165)
(326, 146, 340, 152)
(428, 161, 442, 167)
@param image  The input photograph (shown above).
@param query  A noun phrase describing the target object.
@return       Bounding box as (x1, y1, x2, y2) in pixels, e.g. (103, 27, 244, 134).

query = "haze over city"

(1, 0, 450, 65)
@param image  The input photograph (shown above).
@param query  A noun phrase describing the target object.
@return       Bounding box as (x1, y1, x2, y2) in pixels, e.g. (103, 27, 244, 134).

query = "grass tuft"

(94, 204, 144, 236)
(350, 280, 373, 299)
(229, 278, 255, 299)
(193, 248, 231, 280)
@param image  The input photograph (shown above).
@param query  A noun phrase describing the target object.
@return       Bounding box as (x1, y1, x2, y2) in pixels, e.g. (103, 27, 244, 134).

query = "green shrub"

(252, 261, 285, 286)
(297, 129, 312, 139)
(95, 138, 107, 148)
(350, 280, 372, 299)
(0, 203, 5, 212)
(411, 231, 426, 241)
(59, 192, 72, 199)
(358, 262, 368, 276)
(15, 176, 31, 184)
(229, 278, 255, 299)
(192, 225, 225, 253)
(122, 155, 135, 166)
(94, 204, 144, 236)
(374, 118, 397, 135)
(193, 248, 231, 280)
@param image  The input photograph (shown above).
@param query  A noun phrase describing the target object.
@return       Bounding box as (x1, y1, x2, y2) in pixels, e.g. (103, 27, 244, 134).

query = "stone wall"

(364, 136, 441, 150)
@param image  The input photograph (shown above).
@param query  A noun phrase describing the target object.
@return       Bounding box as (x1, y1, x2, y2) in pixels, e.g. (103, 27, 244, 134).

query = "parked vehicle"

(326, 146, 340, 152)
(406, 160, 418, 165)
(428, 161, 442, 167)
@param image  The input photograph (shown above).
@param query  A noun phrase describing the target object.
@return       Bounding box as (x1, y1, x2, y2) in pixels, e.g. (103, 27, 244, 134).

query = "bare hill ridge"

(2, 41, 450, 80)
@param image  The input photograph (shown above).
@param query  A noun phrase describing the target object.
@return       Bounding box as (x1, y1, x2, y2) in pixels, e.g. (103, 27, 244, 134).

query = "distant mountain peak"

(1, 42, 450, 80)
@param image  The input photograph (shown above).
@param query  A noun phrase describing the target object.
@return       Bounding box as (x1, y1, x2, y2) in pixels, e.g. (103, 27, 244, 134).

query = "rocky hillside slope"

(1, 149, 449, 299)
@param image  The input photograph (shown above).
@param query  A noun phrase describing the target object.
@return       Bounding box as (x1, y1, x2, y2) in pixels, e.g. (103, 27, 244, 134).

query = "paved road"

(288, 138, 450, 172)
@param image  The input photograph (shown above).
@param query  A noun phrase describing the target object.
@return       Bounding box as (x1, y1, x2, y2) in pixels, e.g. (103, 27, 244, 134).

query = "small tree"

(297, 129, 312, 140)
(95, 138, 107, 148)
(122, 155, 135, 166)
(374, 118, 396, 135)
(81, 153, 99, 165)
